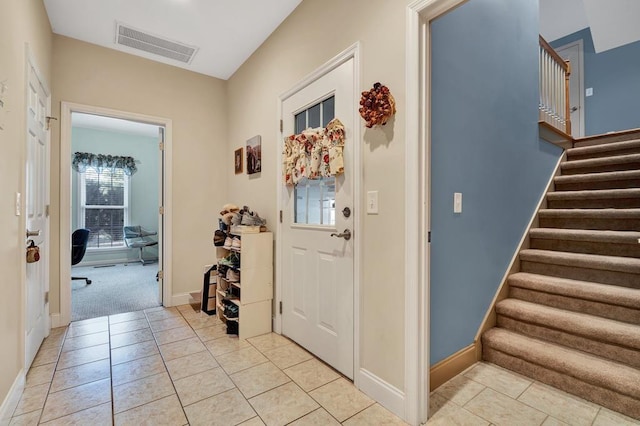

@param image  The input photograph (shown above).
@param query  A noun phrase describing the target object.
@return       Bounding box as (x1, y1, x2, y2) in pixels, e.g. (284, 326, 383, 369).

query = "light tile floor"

(10, 304, 640, 426)
(425, 361, 640, 426)
(9, 304, 407, 426)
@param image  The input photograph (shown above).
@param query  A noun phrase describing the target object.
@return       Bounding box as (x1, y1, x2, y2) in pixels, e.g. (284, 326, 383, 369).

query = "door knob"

(26, 229, 40, 238)
(570, 106, 578, 112)
(330, 229, 352, 241)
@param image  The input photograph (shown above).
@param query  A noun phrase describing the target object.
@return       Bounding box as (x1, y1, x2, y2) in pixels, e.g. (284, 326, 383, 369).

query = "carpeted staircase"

(482, 132, 640, 420)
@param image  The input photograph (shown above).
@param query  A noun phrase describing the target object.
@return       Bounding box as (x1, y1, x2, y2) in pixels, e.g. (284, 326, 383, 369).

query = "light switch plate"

(367, 191, 379, 214)
(586, 87, 593, 97)
(454, 192, 462, 213)
(15, 192, 21, 216)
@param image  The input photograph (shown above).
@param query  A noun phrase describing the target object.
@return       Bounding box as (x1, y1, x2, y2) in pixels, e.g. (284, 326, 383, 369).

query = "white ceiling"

(43, 0, 302, 80)
(540, 0, 640, 53)
(72, 113, 160, 138)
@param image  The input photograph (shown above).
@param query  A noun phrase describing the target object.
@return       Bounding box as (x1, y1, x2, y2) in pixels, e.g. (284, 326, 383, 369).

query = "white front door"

(281, 57, 355, 379)
(25, 58, 50, 368)
(556, 40, 584, 137)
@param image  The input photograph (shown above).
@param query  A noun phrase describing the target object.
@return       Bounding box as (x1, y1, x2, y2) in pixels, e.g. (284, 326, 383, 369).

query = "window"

(79, 168, 129, 249)
(293, 96, 336, 226)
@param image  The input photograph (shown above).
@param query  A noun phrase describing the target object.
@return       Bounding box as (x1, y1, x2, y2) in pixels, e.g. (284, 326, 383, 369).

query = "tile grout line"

(33, 327, 68, 425)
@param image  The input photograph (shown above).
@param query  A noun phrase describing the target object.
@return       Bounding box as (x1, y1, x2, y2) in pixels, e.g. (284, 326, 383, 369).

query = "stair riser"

(568, 147, 640, 161)
(520, 261, 640, 289)
(509, 287, 640, 324)
(573, 132, 640, 147)
(497, 315, 640, 368)
(538, 216, 640, 231)
(555, 179, 640, 191)
(483, 348, 640, 420)
(530, 239, 640, 258)
(561, 161, 640, 175)
(547, 198, 640, 209)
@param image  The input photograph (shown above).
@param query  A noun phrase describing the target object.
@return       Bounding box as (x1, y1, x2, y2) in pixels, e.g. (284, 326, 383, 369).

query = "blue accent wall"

(429, 0, 563, 365)
(551, 28, 640, 135)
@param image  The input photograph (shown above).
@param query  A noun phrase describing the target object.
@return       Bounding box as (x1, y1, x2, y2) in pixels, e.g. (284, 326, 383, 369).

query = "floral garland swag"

(71, 152, 138, 176)
(282, 118, 345, 186)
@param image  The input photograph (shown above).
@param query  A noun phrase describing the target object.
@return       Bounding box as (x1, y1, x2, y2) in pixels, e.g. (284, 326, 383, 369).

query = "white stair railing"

(539, 36, 572, 136)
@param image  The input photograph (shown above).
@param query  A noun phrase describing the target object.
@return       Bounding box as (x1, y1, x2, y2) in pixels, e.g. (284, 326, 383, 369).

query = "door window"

(293, 96, 336, 226)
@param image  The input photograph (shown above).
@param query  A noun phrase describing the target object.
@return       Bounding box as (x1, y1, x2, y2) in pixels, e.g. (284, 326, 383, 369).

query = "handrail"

(539, 35, 572, 136)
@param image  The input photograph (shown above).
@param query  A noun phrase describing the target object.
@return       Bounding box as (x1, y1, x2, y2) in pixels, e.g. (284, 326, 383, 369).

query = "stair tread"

(555, 169, 640, 183)
(483, 328, 640, 399)
(539, 208, 640, 218)
(562, 153, 640, 169)
(509, 272, 640, 308)
(520, 249, 640, 274)
(567, 139, 640, 156)
(496, 298, 640, 350)
(547, 188, 640, 200)
(529, 228, 640, 244)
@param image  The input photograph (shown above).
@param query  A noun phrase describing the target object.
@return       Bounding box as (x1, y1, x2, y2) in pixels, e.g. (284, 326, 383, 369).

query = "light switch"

(586, 87, 593, 97)
(454, 192, 462, 213)
(367, 191, 379, 214)
(15, 192, 21, 216)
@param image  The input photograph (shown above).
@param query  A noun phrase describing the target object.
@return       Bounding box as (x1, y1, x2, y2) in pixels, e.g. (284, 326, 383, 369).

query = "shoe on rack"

(231, 237, 241, 249)
(223, 236, 233, 249)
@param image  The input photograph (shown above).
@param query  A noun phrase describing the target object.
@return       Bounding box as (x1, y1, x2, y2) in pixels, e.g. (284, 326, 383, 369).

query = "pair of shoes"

(241, 211, 266, 226)
(226, 269, 239, 282)
(219, 252, 240, 268)
(223, 236, 233, 249)
(213, 230, 226, 246)
(231, 237, 241, 249)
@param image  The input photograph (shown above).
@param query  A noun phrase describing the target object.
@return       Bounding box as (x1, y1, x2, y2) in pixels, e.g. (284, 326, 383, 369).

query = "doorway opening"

(59, 103, 173, 326)
(69, 113, 162, 321)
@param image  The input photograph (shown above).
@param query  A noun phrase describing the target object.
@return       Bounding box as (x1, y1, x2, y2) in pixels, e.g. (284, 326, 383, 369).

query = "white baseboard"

(170, 292, 198, 307)
(76, 258, 130, 267)
(0, 370, 25, 426)
(50, 313, 64, 329)
(358, 368, 405, 421)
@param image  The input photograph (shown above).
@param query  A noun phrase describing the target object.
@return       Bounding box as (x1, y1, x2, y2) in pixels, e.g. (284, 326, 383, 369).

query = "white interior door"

(25, 59, 50, 368)
(281, 58, 355, 379)
(556, 40, 584, 137)
(157, 126, 164, 303)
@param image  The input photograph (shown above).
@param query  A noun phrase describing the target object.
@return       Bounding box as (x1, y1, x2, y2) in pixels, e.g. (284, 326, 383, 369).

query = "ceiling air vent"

(115, 23, 198, 64)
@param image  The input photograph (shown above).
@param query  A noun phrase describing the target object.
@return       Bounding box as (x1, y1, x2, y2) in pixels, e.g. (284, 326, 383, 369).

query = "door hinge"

(279, 210, 283, 223)
(279, 119, 283, 133)
(159, 142, 164, 151)
(44, 291, 49, 304)
(159, 206, 165, 215)
(279, 301, 283, 314)
(428, 231, 431, 243)
(45, 204, 50, 217)
(157, 270, 164, 280)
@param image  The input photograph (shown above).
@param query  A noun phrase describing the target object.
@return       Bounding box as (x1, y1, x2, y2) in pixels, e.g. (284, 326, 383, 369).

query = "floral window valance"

(72, 152, 138, 176)
(282, 118, 345, 186)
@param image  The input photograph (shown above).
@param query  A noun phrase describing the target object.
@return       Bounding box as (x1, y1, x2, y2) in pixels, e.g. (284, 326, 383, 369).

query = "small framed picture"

(234, 148, 243, 174)
(246, 135, 261, 175)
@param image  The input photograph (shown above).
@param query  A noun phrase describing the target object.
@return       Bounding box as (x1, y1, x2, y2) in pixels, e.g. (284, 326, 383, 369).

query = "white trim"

(60, 102, 173, 323)
(555, 39, 585, 138)
(0, 370, 25, 426)
(50, 313, 63, 329)
(358, 368, 405, 419)
(171, 292, 195, 307)
(275, 42, 362, 383)
(74, 259, 131, 267)
(406, 0, 468, 423)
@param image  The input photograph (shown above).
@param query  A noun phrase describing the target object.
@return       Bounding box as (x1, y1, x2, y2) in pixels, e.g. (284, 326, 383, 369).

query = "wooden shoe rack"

(215, 231, 273, 339)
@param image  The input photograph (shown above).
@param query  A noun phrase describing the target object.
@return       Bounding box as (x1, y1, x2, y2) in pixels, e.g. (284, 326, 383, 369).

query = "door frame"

(406, 0, 468, 423)
(275, 42, 362, 381)
(555, 39, 585, 138)
(59, 102, 173, 326)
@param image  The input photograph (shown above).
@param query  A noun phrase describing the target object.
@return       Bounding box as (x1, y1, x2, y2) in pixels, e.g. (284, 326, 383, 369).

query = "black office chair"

(124, 226, 158, 265)
(71, 229, 92, 285)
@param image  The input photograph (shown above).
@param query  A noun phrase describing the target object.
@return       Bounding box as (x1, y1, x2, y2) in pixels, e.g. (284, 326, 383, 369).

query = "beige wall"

(227, 0, 408, 389)
(0, 0, 52, 407)
(50, 36, 229, 312)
